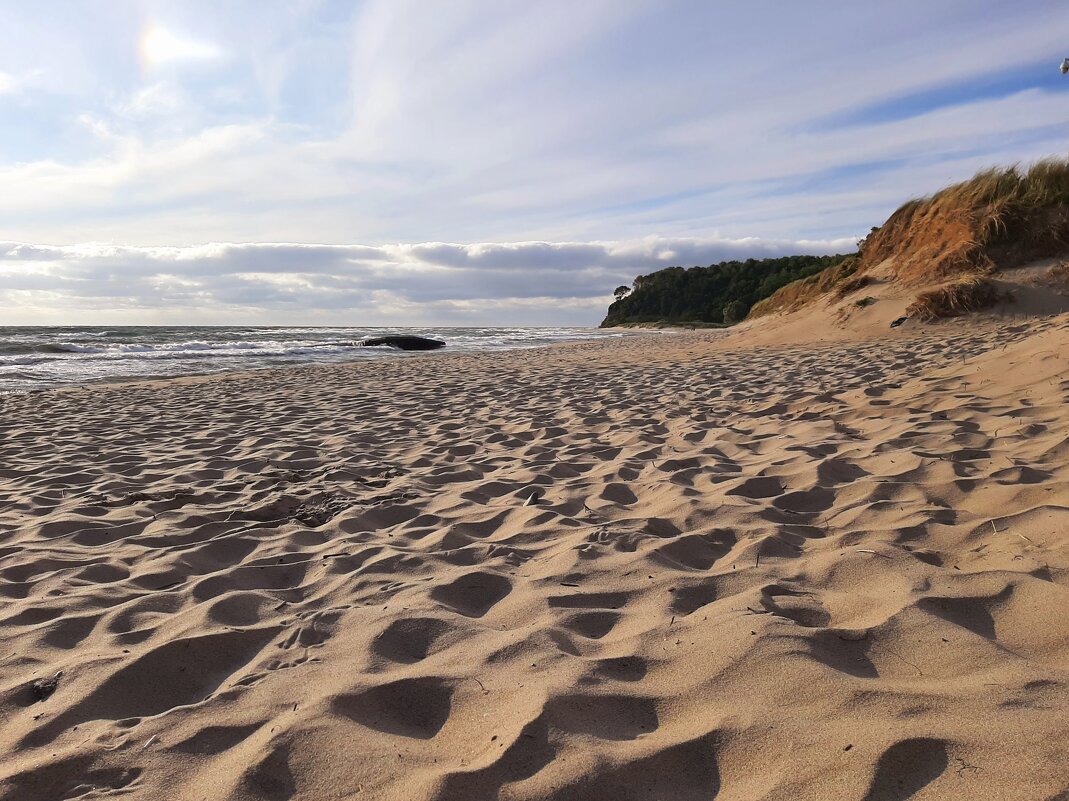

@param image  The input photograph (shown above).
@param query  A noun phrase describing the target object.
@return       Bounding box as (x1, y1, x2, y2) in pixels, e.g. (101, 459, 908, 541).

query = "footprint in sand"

(727, 475, 784, 499)
(333, 676, 454, 739)
(39, 613, 101, 649)
(587, 655, 648, 682)
(206, 591, 273, 627)
(562, 611, 621, 639)
(772, 486, 835, 514)
(547, 591, 629, 610)
(431, 571, 512, 617)
(372, 617, 455, 664)
(759, 585, 831, 627)
(558, 732, 722, 800)
(598, 483, 639, 505)
(20, 626, 279, 748)
(917, 585, 1014, 641)
(670, 580, 719, 616)
(0, 755, 142, 801)
(240, 741, 297, 801)
(862, 738, 949, 801)
(653, 532, 735, 571)
(545, 693, 658, 740)
(172, 722, 267, 755)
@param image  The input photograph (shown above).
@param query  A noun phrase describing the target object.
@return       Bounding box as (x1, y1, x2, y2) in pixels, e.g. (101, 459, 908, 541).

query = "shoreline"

(0, 325, 640, 396)
(0, 328, 659, 396)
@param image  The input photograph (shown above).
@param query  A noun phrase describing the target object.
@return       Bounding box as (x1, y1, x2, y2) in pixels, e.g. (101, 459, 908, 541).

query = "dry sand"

(2, 315, 1069, 800)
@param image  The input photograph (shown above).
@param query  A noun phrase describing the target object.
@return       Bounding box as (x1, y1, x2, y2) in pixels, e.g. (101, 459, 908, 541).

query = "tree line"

(600, 253, 853, 326)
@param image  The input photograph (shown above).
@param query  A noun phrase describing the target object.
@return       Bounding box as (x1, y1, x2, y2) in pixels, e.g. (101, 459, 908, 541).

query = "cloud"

(0, 234, 855, 325)
(140, 26, 222, 68)
(0, 2, 1067, 250)
(113, 82, 184, 117)
(0, 1, 1067, 324)
(0, 68, 45, 96)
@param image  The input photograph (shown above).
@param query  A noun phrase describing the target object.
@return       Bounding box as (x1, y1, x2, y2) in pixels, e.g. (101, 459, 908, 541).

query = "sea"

(0, 326, 632, 393)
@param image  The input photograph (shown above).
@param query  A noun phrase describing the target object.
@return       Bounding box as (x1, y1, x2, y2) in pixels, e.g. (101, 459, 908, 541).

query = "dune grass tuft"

(1043, 260, 1069, 288)
(861, 158, 1069, 284)
(905, 277, 1002, 321)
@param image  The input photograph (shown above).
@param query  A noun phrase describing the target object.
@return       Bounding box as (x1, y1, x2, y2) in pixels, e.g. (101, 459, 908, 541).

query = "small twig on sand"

(470, 677, 489, 694)
(881, 646, 923, 675)
(855, 549, 892, 559)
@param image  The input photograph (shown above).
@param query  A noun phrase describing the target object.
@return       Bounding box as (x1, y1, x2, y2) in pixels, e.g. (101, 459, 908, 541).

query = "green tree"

(722, 299, 748, 324)
(600, 252, 853, 327)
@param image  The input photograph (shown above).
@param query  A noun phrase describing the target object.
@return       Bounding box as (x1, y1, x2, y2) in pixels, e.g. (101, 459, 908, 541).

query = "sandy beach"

(2, 315, 1069, 800)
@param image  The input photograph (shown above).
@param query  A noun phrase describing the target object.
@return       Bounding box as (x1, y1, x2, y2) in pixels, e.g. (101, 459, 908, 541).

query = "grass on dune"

(862, 158, 1069, 282)
(905, 277, 1002, 321)
(749, 157, 1069, 321)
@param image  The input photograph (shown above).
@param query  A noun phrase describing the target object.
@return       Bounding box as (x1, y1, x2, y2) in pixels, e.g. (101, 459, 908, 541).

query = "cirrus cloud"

(0, 1, 1066, 324)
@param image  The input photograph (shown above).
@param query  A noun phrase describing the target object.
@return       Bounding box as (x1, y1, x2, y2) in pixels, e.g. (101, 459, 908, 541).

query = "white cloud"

(114, 82, 184, 117)
(0, 1, 1066, 322)
(0, 68, 45, 96)
(0, 235, 855, 325)
(1, 81, 1065, 249)
(140, 26, 222, 67)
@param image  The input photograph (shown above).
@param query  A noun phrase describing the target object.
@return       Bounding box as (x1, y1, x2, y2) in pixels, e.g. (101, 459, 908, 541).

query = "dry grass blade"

(834, 274, 873, 298)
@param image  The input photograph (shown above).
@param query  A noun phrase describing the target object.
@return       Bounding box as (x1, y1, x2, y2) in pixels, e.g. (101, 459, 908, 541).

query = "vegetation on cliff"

(856, 158, 1069, 285)
(750, 158, 1069, 319)
(600, 253, 853, 327)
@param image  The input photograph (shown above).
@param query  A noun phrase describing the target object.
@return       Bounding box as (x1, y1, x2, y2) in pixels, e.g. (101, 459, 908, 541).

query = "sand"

(2, 314, 1069, 800)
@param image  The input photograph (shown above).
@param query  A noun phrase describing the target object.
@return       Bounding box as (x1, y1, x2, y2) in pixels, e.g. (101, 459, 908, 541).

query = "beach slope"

(2, 317, 1069, 800)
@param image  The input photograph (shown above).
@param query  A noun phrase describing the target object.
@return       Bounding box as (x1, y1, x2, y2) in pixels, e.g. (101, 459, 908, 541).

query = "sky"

(0, 0, 1067, 326)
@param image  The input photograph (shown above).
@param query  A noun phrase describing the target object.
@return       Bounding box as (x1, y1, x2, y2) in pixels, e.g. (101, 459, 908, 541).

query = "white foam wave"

(0, 327, 633, 391)
(54, 339, 358, 357)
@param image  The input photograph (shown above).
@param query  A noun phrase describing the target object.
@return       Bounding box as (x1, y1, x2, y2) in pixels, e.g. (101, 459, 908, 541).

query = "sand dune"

(2, 315, 1069, 800)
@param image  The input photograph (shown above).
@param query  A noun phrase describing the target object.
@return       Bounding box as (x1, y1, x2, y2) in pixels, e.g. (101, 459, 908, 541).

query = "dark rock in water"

(361, 335, 445, 351)
(31, 672, 61, 702)
(889, 316, 908, 328)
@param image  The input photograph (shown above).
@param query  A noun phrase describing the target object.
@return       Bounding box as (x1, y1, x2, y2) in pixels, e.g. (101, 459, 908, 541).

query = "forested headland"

(600, 253, 853, 327)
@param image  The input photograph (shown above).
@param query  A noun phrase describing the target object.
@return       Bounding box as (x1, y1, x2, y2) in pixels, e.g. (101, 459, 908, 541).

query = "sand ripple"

(2, 318, 1069, 799)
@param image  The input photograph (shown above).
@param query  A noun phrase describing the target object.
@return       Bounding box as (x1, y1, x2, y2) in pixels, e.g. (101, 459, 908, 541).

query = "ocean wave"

(0, 342, 53, 355)
(0, 327, 632, 392)
(51, 339, 359, 356)
(0, 354, 62, 367)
